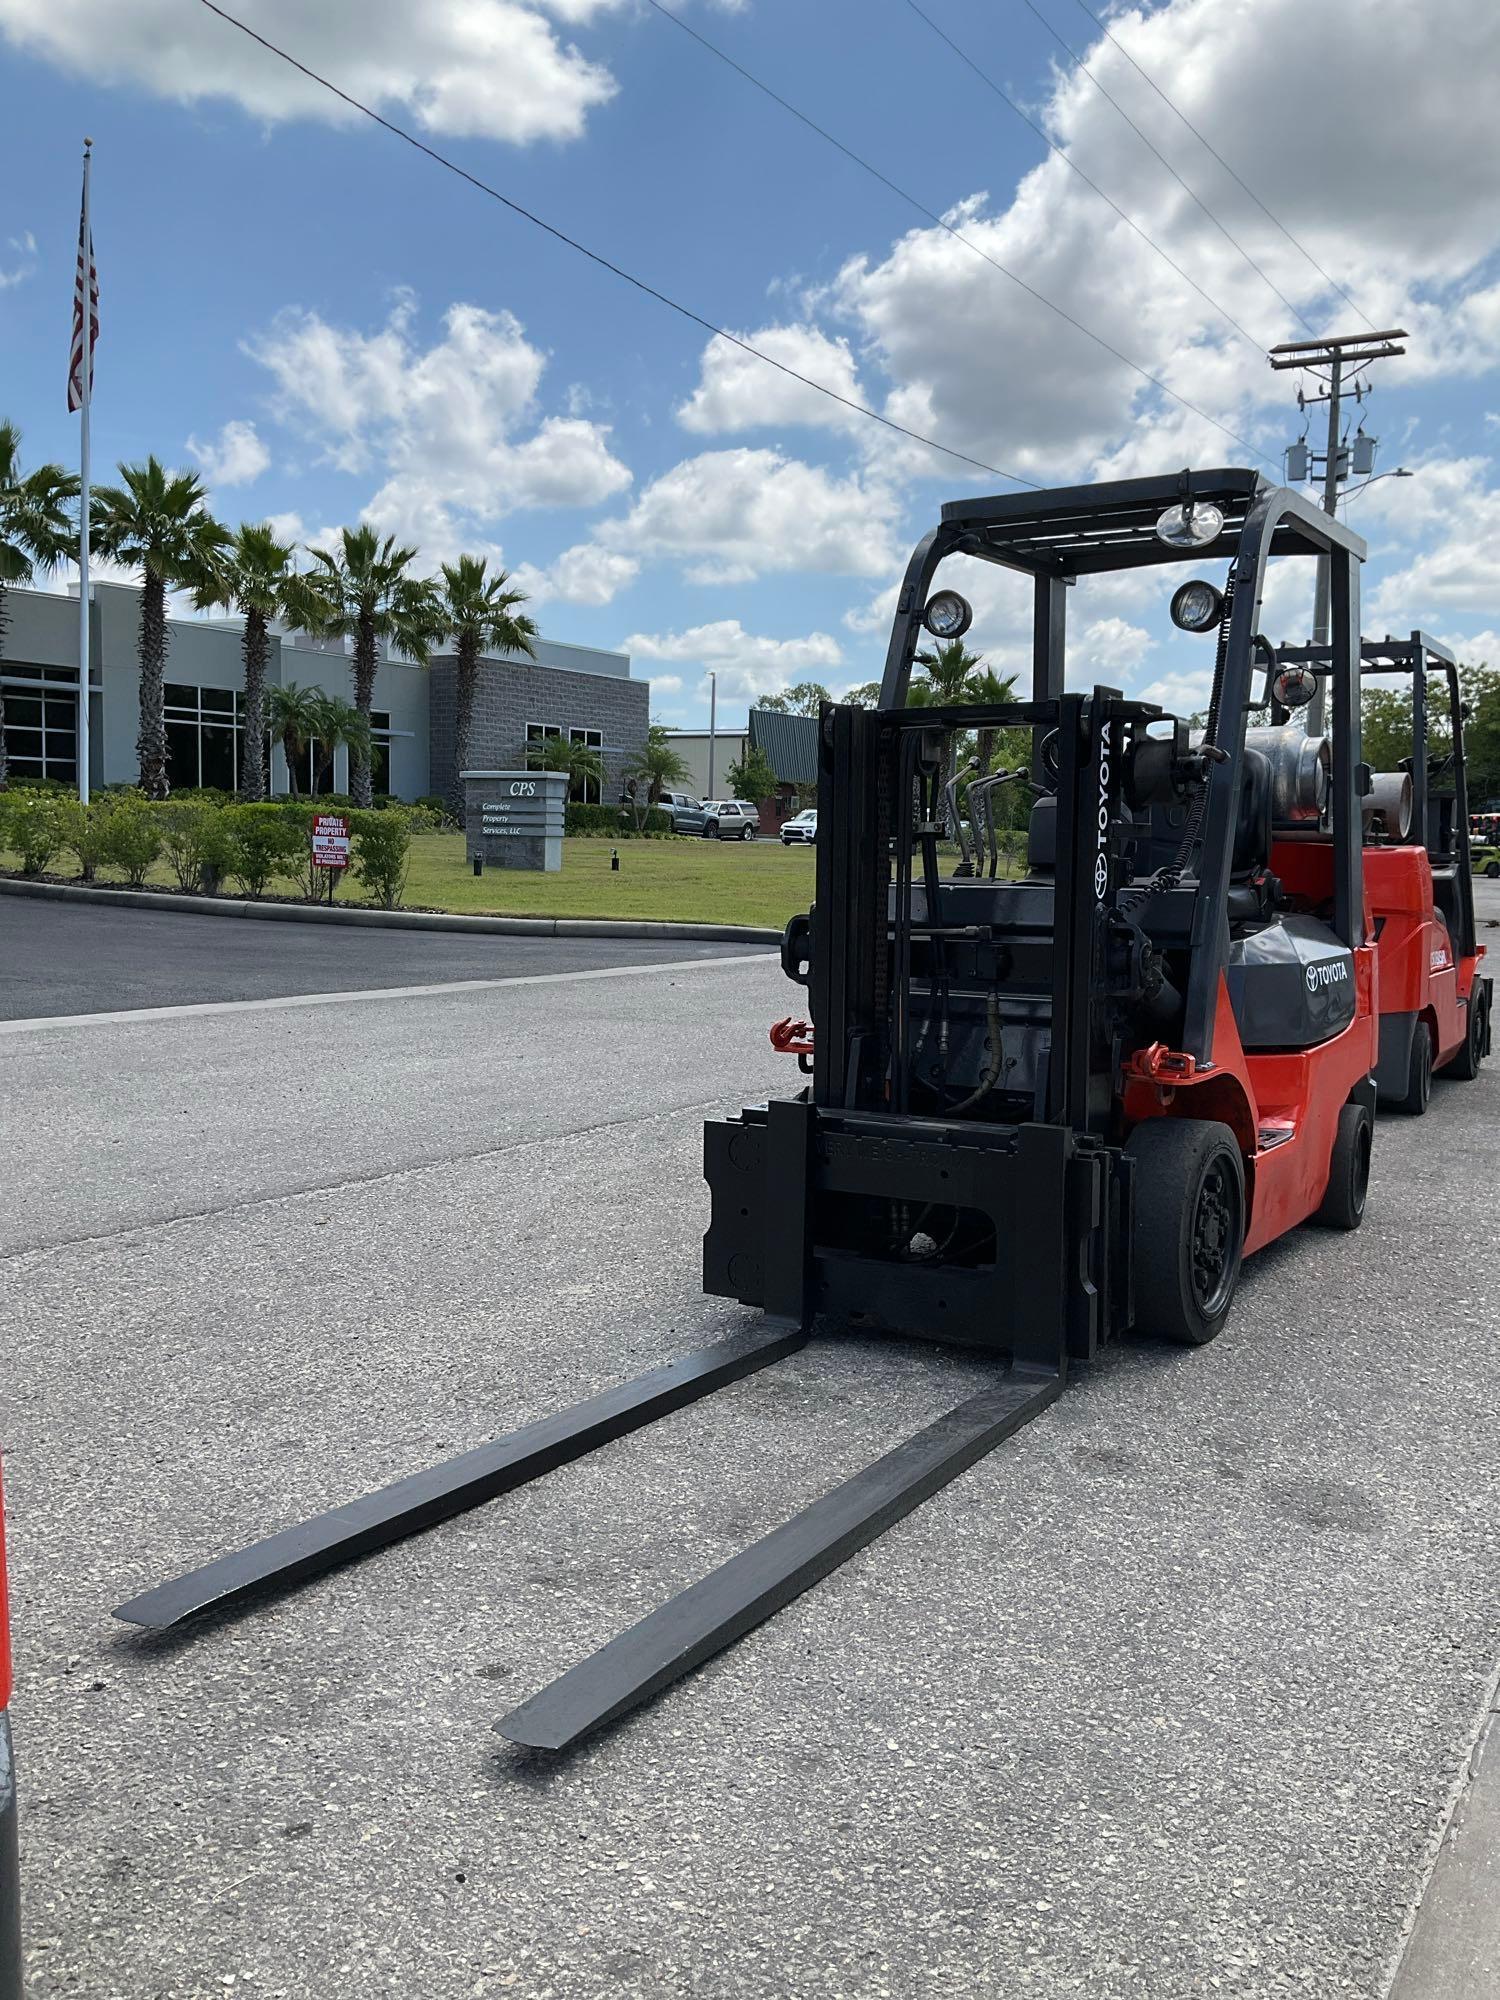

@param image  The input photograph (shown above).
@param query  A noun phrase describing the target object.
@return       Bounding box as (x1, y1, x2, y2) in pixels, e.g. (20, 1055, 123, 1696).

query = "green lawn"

(403, 833, 814, 927)
(3, 832, 818, 930)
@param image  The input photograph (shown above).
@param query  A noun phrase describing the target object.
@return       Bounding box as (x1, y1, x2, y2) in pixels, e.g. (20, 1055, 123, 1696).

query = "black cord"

(196, 0, 1030, 486)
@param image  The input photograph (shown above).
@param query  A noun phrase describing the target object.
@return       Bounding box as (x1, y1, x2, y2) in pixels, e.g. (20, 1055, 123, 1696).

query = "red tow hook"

(770, 1017, 815, 1074)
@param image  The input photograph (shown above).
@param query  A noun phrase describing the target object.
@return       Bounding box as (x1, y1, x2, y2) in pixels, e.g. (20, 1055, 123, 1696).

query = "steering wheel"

(1038, 729, 1060, 786)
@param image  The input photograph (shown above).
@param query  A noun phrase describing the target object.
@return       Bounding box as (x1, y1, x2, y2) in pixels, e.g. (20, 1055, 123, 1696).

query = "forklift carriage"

(115, 469, 1389, 1755)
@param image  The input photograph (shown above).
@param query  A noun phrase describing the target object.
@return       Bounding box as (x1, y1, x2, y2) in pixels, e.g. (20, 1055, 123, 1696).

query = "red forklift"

(116, 469, 1383, 1753)
(1275, 631, 1491, 1111)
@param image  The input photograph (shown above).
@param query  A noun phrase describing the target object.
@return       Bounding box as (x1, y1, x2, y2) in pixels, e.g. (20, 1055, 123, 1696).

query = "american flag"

(67, 188, 97, 413)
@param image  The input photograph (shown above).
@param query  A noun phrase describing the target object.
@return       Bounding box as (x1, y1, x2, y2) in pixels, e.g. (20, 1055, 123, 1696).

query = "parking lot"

(2, 894, 1498, 1997)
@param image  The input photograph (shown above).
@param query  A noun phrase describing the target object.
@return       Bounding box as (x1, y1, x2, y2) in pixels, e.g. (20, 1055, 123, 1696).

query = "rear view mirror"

(1271, 665, 1317, 711)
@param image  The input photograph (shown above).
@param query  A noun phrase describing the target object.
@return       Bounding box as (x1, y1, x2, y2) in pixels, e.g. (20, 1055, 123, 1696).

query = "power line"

(645, 0, 1273, 465)
(899, 0, 1273, 359)
(196, 0, 1035, 488)
(1020, 0, 1321, 338)
(1062, 0, 1377, 332)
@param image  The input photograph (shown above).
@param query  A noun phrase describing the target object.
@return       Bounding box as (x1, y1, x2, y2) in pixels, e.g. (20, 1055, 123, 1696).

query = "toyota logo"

(1094, 852, 1109, 900)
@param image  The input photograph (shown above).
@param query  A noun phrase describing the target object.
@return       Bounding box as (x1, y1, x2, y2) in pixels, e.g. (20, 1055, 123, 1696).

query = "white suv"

(704, 800, 760, 841)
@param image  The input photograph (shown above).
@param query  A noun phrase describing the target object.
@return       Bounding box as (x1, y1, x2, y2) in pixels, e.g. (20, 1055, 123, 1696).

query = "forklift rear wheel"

(1391, 1019, 1433, 1115)
(1313, 1099, 1373, 1230)
(1126, 1120, 1246, 1347)
(1444, 989, 1487, 1081)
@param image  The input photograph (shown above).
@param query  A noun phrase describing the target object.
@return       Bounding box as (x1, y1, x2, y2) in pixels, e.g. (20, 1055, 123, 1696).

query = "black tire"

(1485, 860, 1499, 879)
(1313, 1099, 1372, 1230)
(1444, 987, 1487, 1081)
(1390, 1018, 1432, 1115)
(1126, 1120, 1247, 1346)
(705, 821, 720, 839)
(741, 825, 754, 841)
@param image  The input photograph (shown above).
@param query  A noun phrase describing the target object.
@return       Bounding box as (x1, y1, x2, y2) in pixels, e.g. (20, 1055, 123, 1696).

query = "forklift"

(115, 469, 1381, 1753)
(1273, 632, 1491, 1111)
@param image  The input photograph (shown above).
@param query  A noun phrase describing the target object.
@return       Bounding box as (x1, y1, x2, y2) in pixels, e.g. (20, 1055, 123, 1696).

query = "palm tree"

(307, 692, 372, 796)
(433, 555, 539, 818)
(622, 723, 691, 828)
(193, 521, 302, 799)
(91, 458, 231, 798)
(266, 681, 323, 797)
(300, 527, 443, 807)
(0, 423, 79, 789)
(910, 638, 988, 838)
(530, 729, 605, 802)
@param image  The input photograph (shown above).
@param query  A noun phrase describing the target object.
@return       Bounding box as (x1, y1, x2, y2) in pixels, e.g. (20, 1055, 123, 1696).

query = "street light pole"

(707, 670, 717, 800)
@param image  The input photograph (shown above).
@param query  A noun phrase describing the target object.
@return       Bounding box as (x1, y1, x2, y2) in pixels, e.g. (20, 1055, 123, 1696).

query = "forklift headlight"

(1154, 499, 1225, 549)
(1169, 579, 1224, 633)
(922, 590, 973, 640)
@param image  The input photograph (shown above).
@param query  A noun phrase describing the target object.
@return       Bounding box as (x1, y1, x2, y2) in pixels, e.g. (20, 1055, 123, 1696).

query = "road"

(1, 892, 1497, 1998)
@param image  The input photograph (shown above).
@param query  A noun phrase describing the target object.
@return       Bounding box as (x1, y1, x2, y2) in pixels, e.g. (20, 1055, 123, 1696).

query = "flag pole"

(77, 137, 93, 806)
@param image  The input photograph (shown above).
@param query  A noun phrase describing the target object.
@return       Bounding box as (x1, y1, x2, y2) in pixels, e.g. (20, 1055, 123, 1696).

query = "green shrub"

(565, 801, 671, 839)
(155, 801, 235, 893)
(3, 790, 73, 875)
(99, 793, 164, 885)
(55, 796, 114, 882)
(351, 807, 411, 909)
(224, 803, 303, 898)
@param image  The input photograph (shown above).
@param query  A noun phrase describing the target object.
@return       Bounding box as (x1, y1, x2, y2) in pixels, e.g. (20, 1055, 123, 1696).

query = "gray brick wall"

(428, 655, 648, 803)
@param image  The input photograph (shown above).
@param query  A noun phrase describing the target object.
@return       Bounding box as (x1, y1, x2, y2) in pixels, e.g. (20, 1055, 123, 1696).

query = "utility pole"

(707, 670, 717, 799)
(1269, 326, 1407, 729)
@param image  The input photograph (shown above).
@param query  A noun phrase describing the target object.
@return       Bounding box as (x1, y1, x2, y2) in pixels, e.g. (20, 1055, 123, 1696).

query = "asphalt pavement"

(1, 896, 750, 1020)
(0, 892, 1497, 1998)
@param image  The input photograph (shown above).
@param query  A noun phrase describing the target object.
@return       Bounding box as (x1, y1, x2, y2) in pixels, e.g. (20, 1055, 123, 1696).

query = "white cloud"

(186, 418, 270, 488)
(0, 0, 618, 146)
(646, 672, 683, 694)
(625, 618, 844, 702)
(245, 294, 631, 563)
(599, 448, 901, 583)
(816, 0, 1500, 485)
(676, 325, 866, 437)
(0, 228, 36, 290)
(512, 541, 640, 606)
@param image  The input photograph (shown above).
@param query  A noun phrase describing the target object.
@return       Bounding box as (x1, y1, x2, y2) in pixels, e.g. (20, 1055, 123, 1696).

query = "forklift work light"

(1154, 499, 1225, 549)
(1169, 579, 1224, 633)
(922, 590, 973, 640)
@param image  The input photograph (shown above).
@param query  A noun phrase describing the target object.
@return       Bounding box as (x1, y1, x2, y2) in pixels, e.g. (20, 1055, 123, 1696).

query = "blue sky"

(3, 0, 1499, 728)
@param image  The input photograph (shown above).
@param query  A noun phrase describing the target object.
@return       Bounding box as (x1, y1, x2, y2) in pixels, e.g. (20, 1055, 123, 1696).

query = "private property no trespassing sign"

(311, 813, 351, 871)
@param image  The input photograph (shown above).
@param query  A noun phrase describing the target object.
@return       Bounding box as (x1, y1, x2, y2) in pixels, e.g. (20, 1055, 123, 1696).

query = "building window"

(369, 710, 392, 799)
(1, 681, 77, 785)
(569, 726, 603, 803)
(526, 722, 561, 771)
(165, 683, 242, 793)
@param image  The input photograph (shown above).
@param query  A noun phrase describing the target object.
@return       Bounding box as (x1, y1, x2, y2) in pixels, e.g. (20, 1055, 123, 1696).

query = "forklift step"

(113, 1324, 806, 1632)
(495, 1364, 1063, 1753)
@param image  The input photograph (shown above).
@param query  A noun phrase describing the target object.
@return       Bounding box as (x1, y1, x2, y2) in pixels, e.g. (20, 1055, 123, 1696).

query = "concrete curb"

(0, 874, 783, 946)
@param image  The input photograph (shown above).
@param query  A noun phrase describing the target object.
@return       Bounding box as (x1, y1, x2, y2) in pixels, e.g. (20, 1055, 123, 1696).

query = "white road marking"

(0, 951, 776, 1037)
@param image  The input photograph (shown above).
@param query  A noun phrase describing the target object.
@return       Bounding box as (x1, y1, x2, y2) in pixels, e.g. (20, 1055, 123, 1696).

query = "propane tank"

(1363, 770, 1414, 840)
(1243, 725, 1330, 828)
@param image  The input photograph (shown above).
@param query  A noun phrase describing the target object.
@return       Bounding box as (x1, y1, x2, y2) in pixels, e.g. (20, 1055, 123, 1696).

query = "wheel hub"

(1191, 1163, 1235, 1310)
